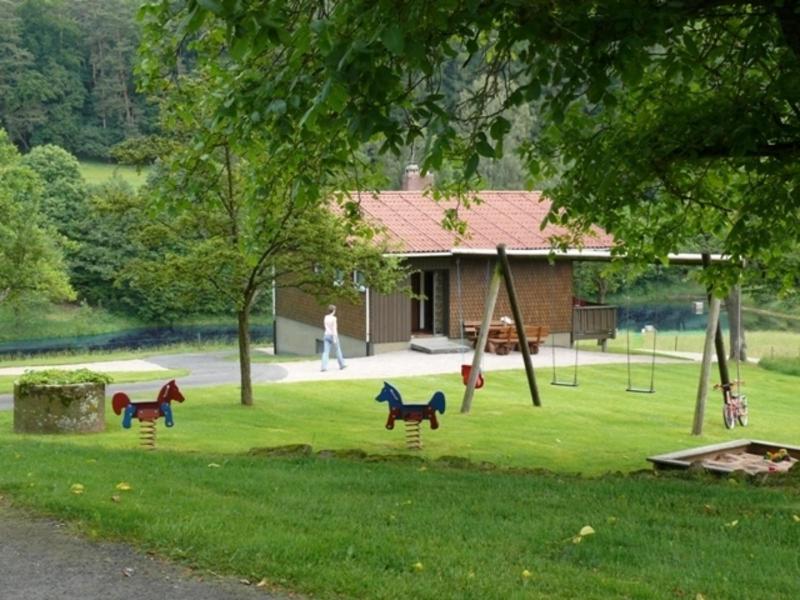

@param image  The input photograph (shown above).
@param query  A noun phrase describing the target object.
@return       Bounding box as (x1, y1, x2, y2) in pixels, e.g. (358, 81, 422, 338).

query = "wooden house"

(274, 168, 614, 357)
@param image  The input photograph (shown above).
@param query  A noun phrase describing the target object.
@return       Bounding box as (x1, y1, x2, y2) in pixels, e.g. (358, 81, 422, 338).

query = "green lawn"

(8, 362, 794, 472)
(1, 363, 798, 599)
(609, 328, 800, 360)
(78, 160, 149, 188)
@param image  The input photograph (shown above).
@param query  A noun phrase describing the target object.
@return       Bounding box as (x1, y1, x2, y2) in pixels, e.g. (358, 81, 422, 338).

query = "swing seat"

(461, 364, 485, 389)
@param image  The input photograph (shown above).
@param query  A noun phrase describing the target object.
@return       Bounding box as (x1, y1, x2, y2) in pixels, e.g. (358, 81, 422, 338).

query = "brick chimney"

(401, 164, 433, 191)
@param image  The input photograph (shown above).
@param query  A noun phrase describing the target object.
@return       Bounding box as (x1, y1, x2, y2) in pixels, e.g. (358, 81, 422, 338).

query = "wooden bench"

(487, 325, 550, 355)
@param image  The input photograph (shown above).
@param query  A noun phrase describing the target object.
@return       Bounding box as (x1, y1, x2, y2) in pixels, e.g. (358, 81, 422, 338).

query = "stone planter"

(14, 382, 106, 434)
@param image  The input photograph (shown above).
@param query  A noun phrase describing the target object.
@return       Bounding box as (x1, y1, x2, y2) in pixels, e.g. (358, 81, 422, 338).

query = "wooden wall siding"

(275, 286, 367, 340)
(369, 288, 411, 343)
(448, 257, 573, 338)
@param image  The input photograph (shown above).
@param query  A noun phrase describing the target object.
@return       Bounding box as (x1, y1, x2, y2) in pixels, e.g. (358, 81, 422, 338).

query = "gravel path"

(0, 504, 287, 600)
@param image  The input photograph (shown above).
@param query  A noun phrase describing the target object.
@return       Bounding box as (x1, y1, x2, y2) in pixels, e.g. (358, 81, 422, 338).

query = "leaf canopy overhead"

(142, 0, 800, 292)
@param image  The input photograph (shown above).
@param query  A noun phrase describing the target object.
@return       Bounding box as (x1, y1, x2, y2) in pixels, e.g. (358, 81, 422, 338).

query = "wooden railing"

(572, 305, 617, 341)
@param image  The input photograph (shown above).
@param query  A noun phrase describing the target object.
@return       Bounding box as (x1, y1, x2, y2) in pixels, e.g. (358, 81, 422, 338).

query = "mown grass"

(78, 160, 150, 188)
(2, 362, 797, 471)
(609, 328, 800, 360)
(1, 439, 798, 598)
(1, 363, 798, 599)
(0, 370, 188, 396)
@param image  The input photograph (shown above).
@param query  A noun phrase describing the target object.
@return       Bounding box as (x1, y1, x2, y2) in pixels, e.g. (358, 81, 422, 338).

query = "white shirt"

(324, 314, 338, 338)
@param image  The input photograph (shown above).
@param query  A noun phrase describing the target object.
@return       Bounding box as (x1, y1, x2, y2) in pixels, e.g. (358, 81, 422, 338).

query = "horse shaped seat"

(112, 379, 185, 428)
(375, 381, 445, 430)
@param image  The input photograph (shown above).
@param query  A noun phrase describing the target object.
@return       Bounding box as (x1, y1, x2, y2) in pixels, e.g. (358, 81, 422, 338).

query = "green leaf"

(465, 153, 479, 179)
(197, 0, 223, 15)
(490, 116, 511, 141)
(381, 25, 404, 55)
(267, 99, 287, 115)
(476, 140, 495, 158)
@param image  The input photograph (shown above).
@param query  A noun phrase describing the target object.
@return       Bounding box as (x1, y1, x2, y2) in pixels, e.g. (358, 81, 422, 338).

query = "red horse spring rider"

(112, 380, 185, 450)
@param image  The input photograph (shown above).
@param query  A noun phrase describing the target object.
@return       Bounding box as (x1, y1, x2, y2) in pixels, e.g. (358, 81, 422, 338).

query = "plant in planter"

(14, 369, 113, 434)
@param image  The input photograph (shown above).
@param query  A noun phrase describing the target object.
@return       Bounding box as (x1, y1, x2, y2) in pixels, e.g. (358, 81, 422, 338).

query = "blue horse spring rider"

(375, 382, 445, 449)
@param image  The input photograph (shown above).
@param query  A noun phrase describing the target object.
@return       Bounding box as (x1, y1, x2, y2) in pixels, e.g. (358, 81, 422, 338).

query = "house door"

(411, 271, 435, 334)
(411, 270, 447, 335)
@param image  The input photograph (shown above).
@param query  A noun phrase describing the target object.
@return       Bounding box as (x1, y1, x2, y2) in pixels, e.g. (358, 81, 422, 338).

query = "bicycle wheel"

(737, 396, 748, 427)
(723, 402, 736, 429)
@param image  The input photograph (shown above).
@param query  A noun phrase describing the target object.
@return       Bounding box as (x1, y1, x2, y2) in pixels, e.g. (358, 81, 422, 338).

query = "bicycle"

(715, 381, 748, 429)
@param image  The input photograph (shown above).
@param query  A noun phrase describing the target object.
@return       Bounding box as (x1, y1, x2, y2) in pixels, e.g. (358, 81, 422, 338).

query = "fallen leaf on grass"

(115, 482, 132, 491)
(571, 525, 595, 544)
(207, 463, 221, 468)
(413, 562, 424, 572)
(110, 495, 121, 503)
(70, 483, 85, 495)
(725, 520, 739, 528)
(793, 515, 800, 523)
(521, 569, 532, 579)
(256, 578, 269, 588)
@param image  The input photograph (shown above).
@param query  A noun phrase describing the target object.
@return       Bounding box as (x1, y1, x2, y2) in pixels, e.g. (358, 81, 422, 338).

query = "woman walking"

(321, 304, 346, 371)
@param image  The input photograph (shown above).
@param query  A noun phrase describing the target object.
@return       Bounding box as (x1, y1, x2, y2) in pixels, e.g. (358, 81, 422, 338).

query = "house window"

(353, 271, 367, 292)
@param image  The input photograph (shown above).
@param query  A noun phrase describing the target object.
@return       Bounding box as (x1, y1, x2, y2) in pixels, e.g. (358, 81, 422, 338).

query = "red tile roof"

(354, 190, 612, 254)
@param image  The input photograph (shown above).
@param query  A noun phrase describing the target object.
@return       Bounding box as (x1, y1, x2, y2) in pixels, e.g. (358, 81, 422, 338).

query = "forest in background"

(0, 0, 154, 159)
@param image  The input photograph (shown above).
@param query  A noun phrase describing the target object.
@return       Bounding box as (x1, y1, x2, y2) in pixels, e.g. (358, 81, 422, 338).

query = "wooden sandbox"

(648, 440, 800, 476)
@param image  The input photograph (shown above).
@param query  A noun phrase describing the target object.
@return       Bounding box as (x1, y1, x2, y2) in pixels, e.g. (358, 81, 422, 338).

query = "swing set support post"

(497, 244, 541, 407)
(701, 254, 732, 394)
(461, 260, 502, 414)
(693, 295, 721, 435)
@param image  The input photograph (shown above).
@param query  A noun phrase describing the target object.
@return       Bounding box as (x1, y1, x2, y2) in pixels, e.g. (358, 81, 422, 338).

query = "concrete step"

(410, 337, 471, 354)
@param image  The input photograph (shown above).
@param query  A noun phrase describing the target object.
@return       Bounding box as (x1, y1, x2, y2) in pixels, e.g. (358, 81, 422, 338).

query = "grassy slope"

(1, 365, 798, 598)
(0, 303, 142, 343)
(1, 442, 797, 599)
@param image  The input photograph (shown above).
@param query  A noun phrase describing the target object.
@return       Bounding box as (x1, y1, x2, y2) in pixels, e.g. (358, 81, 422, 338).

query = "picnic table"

(463, 321, 550, 355)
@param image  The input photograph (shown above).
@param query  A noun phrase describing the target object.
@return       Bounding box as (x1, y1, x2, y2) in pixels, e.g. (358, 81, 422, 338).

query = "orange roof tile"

(353, 190, 612, 254)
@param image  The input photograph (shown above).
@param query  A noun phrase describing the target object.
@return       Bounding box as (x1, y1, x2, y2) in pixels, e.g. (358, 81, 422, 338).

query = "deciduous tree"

(134, 20, 406, 406)
(0, 130, 74, 313)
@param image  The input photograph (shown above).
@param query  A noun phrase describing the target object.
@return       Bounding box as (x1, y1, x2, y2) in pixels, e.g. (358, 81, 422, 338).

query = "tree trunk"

(725, 286, 747, 361)
(461, 260, 502, 414)
(596, 276, 608, 304)
(237, 308, 253, 406)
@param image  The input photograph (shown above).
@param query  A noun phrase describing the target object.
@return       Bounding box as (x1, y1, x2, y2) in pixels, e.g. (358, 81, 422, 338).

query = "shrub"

(758, 356, 800, 378)
(16, 369, 112, 390)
